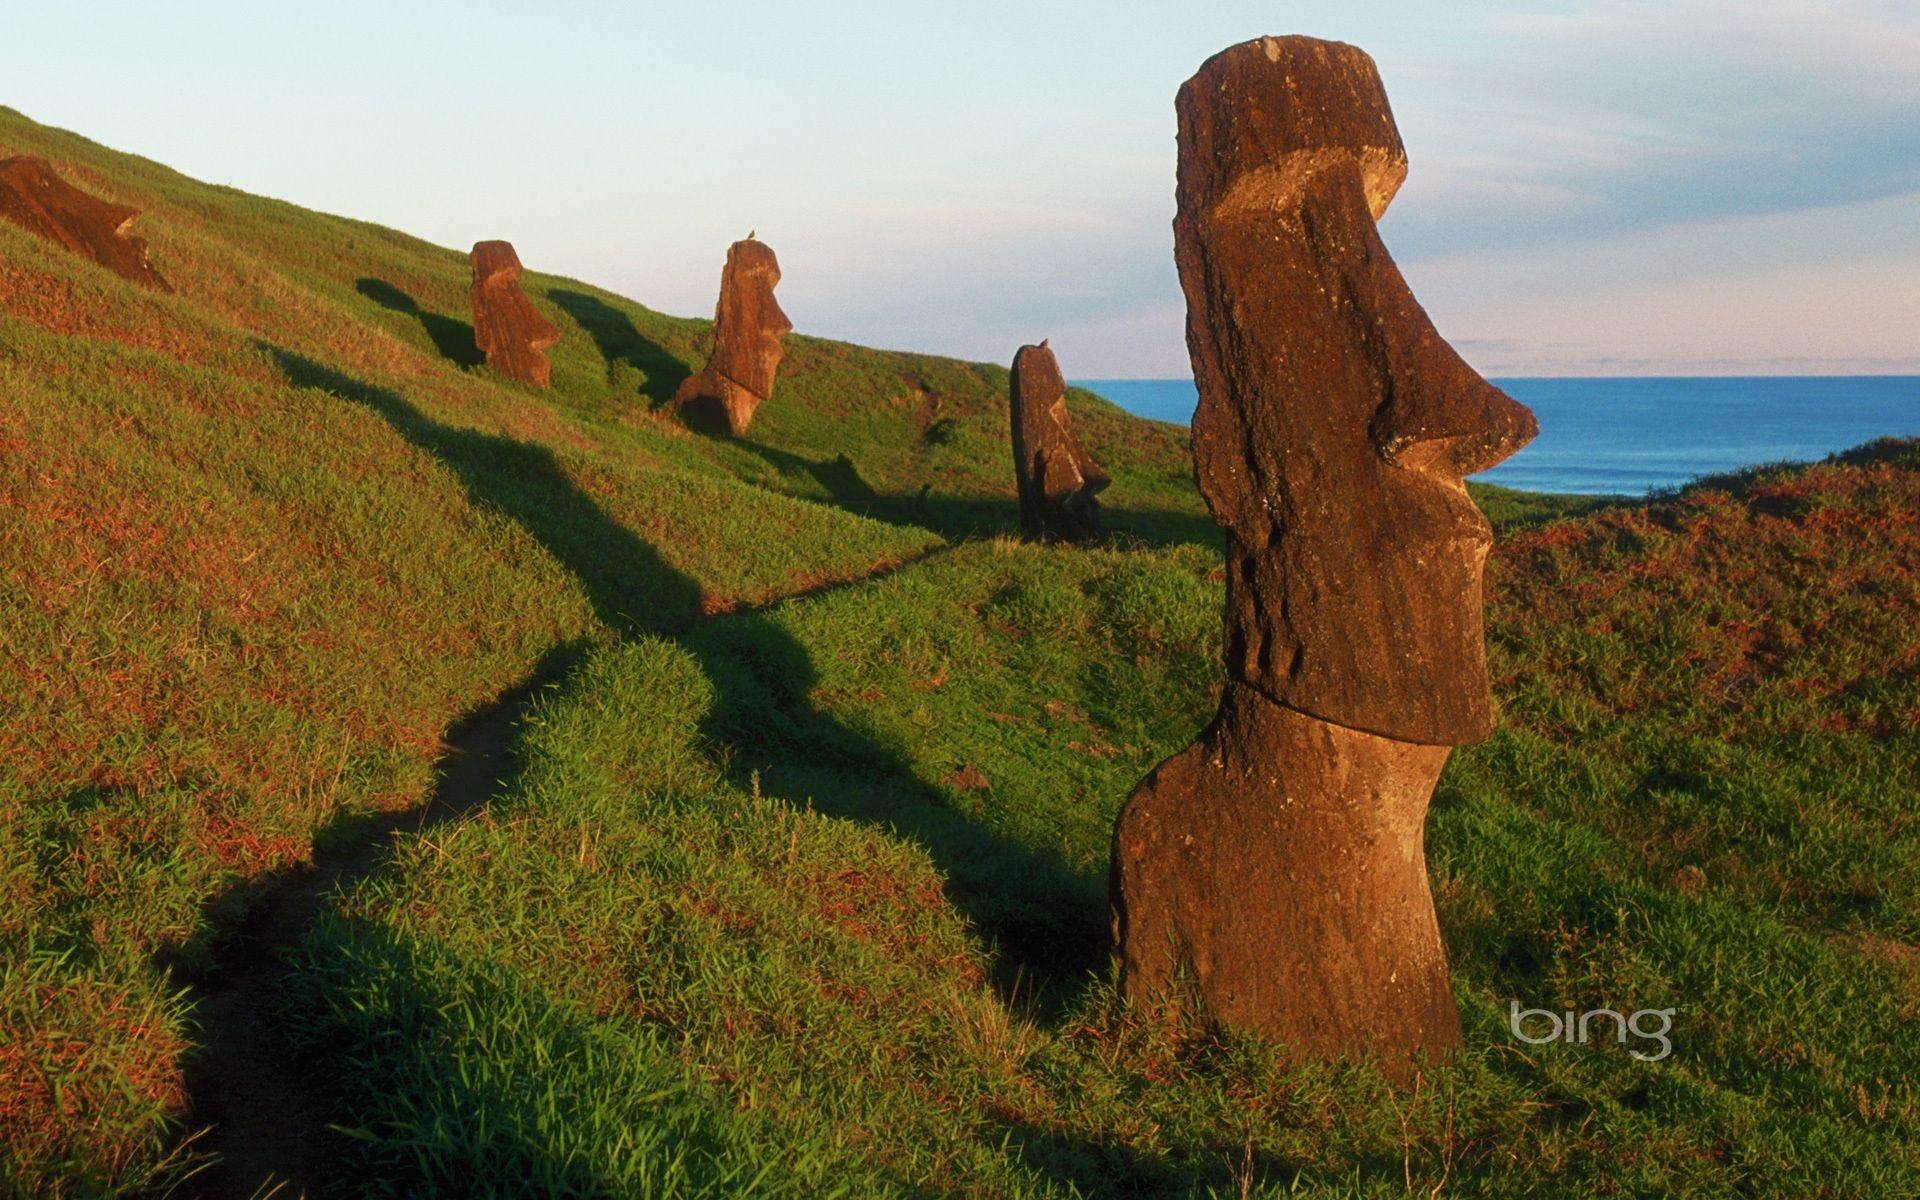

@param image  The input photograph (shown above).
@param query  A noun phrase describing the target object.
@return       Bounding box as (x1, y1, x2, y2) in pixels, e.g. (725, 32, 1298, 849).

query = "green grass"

(295, 460, 1920, 1196)
(3, 105, 1918, 1198)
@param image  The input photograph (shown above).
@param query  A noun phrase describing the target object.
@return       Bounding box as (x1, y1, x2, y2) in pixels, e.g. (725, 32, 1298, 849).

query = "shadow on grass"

(734, 440, 884, 516)
(266, 345, 704, 636)
(298, 915, 1327, 1197)
(724, 436, 1222, 549)
(268, 342, 1109, 974)
(286, 919, 755, 1196)
(184, 347, 1156, 1184)
(681, 610, 1112, 1009)
(175, 642, 582, 1199)
(995, 1117, 1322, 1199)
(355, 278, 484, 370)
(547, 288, 691, 406)
(1102, 506, 1224, 552)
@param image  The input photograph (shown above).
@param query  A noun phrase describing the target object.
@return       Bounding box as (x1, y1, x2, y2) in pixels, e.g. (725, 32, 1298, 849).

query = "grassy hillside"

(3, 106, 1915, 1199)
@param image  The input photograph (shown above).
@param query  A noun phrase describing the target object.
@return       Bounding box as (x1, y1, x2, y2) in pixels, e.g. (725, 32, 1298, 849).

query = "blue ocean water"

(1075, 377, 1920, 496)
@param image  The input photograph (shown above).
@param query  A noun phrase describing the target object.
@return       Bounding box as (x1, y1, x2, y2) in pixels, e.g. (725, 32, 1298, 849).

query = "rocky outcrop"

(674, 237, 791, 436)
(1110, 36, 1537, 1082)
(0, 155, 171, 291)
(469, 240, 560, 386)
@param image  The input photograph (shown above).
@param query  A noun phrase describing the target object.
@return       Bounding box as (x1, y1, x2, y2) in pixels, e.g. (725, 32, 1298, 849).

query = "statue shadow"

(281, 919, 648, 1195)
(720, 438, 1017, 536)
(681, 610, 1112, 1012)
(177, 344, 1134, 1185)
(674, 393, 737, 439)
(263, 343, 1112, 996)
(173, 641, 581, 1198)
(546, 288, 691, 407)
(730, 439, 1224, 551)
(734, 440, 885, 516)
(995, 1117, 1425, 1197)
(1101, 506, 1224, 553)
(354, 278, 484, 370)
(263, 344, 705, 636)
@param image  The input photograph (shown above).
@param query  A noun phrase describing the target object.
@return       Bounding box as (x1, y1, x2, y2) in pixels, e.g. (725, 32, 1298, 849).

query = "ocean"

(1075, 376, 1920, 496)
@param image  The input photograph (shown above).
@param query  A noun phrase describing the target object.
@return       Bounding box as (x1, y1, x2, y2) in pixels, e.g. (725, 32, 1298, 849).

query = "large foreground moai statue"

(1109, 37, 1537, 1080)
(0, 156, 171, 291)
(470, 240, 560, 386)
(674, 236, 792, 436)
(1010, 340, 1110, 542)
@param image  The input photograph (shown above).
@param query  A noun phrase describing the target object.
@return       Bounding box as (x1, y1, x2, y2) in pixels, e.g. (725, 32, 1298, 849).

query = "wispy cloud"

(17, 0, 1902, 377)
(1485, 0, 1920, 102)
(1384, 0, 1920, 256)
(1410, 188, 1920, 375)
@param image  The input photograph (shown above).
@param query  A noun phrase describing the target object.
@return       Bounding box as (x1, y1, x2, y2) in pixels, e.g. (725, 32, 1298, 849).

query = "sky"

(3, 1, 1916, 377)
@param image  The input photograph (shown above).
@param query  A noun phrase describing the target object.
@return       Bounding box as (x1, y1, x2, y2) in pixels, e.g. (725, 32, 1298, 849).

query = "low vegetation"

(2, 106, 1914, 1197)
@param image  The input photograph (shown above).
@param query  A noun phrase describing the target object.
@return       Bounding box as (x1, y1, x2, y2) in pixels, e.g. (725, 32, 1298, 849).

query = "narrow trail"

(179, 666, 558, 1199)
(175, 543, 950, 1197)
(727, 541, 955, 618)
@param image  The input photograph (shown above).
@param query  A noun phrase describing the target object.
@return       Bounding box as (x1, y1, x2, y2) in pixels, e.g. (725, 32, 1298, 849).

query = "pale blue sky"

(5, 1, 1916, 376)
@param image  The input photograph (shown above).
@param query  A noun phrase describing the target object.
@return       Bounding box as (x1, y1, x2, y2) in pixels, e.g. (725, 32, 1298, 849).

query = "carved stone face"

(711, 239, 792, 401)
(0, 155, 171, 292)
(1174, 37, 1537, 745)
(1009, 341, 1110, 542)
(470, 239, 560, 387)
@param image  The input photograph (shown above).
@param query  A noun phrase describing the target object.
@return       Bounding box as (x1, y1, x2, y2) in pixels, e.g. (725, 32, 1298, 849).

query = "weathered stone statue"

(469, 240, 560, 387)
(1010, 340, 1109, 542)
(1109, 36, 1538, 1081)
(674, 236, 792, 436)
(0, 155, 171, 291)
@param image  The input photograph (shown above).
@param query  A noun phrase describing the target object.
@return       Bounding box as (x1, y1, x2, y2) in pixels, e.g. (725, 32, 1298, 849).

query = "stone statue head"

(1010, 340, 1110, 542)
(469, 239, 560, 386)
(0, 155, 171, 292)
(1174, 36, 1538, 745)
(712, 237, 792, 401)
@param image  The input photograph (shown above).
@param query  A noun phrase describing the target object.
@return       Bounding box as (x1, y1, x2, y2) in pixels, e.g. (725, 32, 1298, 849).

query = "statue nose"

(1362, 255, 1538, 480)
(1370, 343, 1538, 480)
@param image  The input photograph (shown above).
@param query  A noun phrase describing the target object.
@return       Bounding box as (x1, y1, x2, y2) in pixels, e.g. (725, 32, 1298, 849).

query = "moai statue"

(0, 155, 171, 291)
(1010, 340, 1110, 542)
(674, 235, 792, 436)
(470, 240, 560, 386)
(1109, 36, 1538, 1081)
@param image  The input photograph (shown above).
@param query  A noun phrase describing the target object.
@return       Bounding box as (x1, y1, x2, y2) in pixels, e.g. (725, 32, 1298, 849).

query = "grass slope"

(299, 445, 1920, 1198)
(0, 103, 1108, 1192)
(3, 105, 1913, 1198)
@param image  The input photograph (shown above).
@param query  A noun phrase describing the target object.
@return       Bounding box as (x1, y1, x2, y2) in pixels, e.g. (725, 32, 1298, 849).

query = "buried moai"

(1009, 340, 1110, 542)
(0, 155, 171, 292)
(674, 235, 792, 436)
(470, 240, 561, 387)
(1108, 36, 1537, 1081)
